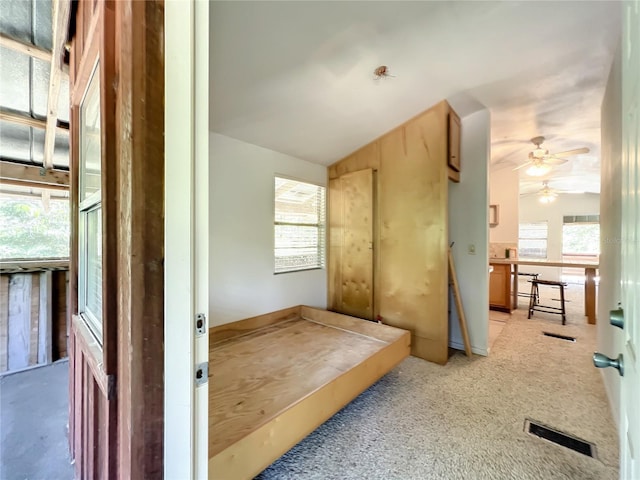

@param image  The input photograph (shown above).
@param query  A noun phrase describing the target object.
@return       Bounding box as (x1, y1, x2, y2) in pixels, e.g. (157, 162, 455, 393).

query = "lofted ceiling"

(210, 1, 621, 195)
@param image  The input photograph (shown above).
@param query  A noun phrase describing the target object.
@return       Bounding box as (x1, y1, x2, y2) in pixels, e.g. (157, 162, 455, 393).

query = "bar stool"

(518, 272, 540, 305)
(527, 279, 568, 325)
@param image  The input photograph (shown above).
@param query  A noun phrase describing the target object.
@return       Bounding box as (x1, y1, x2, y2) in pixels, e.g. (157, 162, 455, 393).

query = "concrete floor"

(0, 360, 74, 480)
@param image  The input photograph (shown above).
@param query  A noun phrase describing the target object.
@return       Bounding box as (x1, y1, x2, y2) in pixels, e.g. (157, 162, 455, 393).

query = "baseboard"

(449, 340, 487, 356)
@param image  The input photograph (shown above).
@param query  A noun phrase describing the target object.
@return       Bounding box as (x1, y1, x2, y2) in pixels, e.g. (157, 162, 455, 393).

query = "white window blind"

(274, 177, 326, 274)
(519, 222, 548, 259)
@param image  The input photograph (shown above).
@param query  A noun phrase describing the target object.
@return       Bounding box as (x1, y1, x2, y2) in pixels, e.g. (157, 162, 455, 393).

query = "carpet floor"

(258, 282, 619, 480)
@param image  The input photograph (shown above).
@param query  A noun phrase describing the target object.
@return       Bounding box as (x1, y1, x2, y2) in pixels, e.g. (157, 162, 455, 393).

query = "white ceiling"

(210, 1, 621, 194)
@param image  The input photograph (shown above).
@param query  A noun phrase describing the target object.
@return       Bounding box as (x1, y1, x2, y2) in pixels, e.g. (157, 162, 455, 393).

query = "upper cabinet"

(447, 106, 461, 182)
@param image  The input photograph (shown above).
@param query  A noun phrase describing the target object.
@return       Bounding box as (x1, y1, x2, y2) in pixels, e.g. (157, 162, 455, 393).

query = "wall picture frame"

(489, 204, 499, 227)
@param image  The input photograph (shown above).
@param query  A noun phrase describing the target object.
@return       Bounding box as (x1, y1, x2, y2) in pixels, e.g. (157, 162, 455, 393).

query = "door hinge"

(195, 362, 208, 386)
(195, 313, 207, 336)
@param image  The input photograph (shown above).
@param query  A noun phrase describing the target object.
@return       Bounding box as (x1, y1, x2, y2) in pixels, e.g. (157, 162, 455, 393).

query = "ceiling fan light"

(526, 163, 552, 176)
(539, 192, 558, 204)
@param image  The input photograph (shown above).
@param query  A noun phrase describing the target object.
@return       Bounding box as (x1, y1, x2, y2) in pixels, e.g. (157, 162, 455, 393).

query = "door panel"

(620, 2, 639, 477)
(329, 169, 374, 320)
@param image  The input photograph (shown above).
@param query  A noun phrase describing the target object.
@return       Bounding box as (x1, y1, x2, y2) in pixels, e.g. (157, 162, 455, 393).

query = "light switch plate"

(468, 244, 476, 255)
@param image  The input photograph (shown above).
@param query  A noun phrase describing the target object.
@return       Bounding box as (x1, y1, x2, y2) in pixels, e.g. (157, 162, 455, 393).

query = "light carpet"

(257, 283, 618, 480)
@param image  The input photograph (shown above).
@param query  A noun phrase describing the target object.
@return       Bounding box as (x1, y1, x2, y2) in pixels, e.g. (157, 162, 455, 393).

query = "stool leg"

(560, 284, 566, 325)
(528, 282, 536, 319)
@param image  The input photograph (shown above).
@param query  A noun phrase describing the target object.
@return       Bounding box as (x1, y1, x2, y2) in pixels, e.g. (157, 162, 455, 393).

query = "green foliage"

(562, 223, 600, 255)
(0, 197, 70, 259)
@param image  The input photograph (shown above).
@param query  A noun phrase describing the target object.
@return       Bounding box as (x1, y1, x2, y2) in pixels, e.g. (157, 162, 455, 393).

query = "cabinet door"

(448, 110, 461, 172)
(489, 264, 510, 309)
(328, 169, 374, 320)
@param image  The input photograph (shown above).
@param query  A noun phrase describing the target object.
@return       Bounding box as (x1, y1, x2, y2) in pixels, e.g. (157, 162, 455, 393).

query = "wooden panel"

(38, 272, 52, 364)
(333, 169, 374, 320)
(327, 100, 451, 364)
(210, 306, 301, 345)
(0, 276, 9, 372)
(209, 310, 410, 479)
(0, 160, 70, 188)
(448, 108, 461, 171)
(7, 274, 31, 370)
(28, 273, 40, 365)
(489, 263, 511, 310)
(114, 0, 165, 476)
(378, 103, 448, 358)
(585, 267, 596, 324)
(301, 306, 411, 345)
(329, 141, 380, 179)
(328, 178, 342, 311)
(52, 270, 69, 359)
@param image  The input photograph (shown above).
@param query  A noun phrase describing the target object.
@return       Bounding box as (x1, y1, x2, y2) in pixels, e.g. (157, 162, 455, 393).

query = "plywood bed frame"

(209, 305, 411, 479)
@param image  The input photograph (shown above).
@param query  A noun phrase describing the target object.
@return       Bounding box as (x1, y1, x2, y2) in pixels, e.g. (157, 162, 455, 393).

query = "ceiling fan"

(513, 136, 590, 176)
(522, 181, 586, 203)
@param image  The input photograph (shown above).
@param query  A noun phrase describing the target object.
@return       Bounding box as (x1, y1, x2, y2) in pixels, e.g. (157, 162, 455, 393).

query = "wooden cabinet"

(489, 263, 512, 312)
(447, 106, 461, 182)
(328, 100, 454, 364)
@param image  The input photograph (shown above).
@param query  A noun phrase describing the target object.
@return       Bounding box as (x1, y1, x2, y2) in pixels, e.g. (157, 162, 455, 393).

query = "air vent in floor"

(542, 331, 576, 342)
(524, 419, 596, 458)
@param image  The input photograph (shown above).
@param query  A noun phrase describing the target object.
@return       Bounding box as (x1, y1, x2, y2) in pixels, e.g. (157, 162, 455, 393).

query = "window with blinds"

(274, 177, 326, 274)
(519, 222, 548, 259)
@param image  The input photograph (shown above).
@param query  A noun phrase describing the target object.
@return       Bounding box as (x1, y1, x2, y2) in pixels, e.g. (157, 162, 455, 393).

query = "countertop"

(489, 258, 599, 269)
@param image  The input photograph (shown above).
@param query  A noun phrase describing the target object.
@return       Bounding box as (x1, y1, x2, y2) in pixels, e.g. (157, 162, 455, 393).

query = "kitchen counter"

(488, 259, 599, 323)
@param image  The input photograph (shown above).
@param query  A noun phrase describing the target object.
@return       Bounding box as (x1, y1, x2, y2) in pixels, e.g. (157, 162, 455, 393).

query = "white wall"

(598, 40, 622, 426)
(489, 166, 519, 243)
(519, 193, 600, 281)
(448, 109, 490, 356)
(210, 133, 328, 325)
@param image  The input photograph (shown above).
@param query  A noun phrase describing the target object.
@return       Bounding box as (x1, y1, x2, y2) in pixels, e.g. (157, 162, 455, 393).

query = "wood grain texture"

(7, 274, 31, 370)
(52, 271, 68, 359)
(330, 169, 374, 320)
(448, 251, 472, 357)
(28, 273, 40, 365)
(114, 0, 165, 476)
(301, 306, 409, 345)
(328, 178, 342, 311)
(0, 108, 68, 132)
(0, 32, 51, 61)
(328, 101, 451, 364)
(378, 102, 448, 360)
(38, 272, 53, 364)
(489, 263, 511, 311)
(210, 306, 301, 345)
(209, 310, 410, 479)
(0, 161, 69, 188)
(585, 267, 596, 324)
(0, 276, 9, 372)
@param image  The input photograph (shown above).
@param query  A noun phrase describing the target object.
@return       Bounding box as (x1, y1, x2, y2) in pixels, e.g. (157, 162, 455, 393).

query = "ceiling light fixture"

(526, 162, 552, 177)
(538, 181, 558, 204)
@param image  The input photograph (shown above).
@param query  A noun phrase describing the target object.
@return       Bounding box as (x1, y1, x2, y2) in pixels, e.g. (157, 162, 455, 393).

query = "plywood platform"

(209, 306, 410, 479)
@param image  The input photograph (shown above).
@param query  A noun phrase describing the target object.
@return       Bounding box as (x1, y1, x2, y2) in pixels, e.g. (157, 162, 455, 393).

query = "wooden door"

(67, 1, 165, 478)
(619, 3, 639, 477)
(329, 169, 374, 320)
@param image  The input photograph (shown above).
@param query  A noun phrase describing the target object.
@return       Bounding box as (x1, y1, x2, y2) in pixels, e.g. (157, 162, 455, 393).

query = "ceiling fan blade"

(544, 157, 569, 166)
(553, 147, 590, 157)
(512, 161, 532, 171)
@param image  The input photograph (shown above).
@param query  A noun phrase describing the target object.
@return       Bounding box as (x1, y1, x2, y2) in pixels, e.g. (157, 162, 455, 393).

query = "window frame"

(518, 221, 549, 259)
(77, 61, 104, 344)
(273, 175, 326, 274)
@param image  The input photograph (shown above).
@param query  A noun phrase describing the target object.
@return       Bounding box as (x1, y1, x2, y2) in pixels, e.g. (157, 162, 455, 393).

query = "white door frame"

(165, 0, 210, 477)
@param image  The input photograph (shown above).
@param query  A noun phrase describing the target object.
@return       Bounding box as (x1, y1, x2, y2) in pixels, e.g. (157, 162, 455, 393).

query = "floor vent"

(542, 331, 576, 342)
(524, 419, 596, 458)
